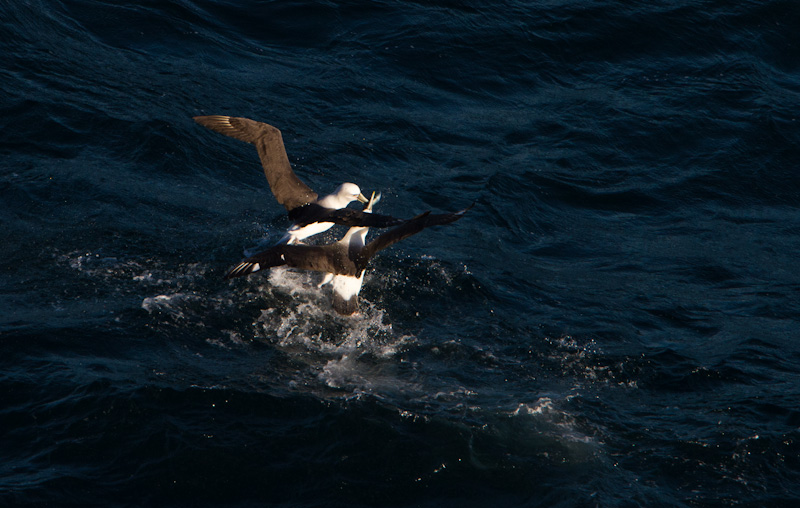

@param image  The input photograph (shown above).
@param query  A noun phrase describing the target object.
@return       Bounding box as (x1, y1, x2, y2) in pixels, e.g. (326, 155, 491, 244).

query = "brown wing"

(224, 243, 358, 279)
(194, 115, 318, 211)
(358, 204, 473, 269)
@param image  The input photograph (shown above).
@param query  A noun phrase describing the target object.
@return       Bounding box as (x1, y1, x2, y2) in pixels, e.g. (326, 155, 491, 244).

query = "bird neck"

(340, 226, 368, 248)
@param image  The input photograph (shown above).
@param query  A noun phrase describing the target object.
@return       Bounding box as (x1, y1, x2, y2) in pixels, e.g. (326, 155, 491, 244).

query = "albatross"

(224, 195, 472, 315)
(193, 115, 405, 244)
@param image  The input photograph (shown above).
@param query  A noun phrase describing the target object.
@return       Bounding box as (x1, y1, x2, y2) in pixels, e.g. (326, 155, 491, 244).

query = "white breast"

(331, 272, 365, 300)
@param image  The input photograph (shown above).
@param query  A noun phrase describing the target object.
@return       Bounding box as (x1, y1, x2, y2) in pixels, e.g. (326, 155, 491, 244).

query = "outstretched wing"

(288, 203, 406, 228)
(358, 203, 474, 268)
(224, 244, 355, 279)
(194, 115, 318, 211)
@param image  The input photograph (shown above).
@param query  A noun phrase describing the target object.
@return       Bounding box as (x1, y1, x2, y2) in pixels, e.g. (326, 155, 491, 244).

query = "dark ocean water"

(3, 0, 800, 506)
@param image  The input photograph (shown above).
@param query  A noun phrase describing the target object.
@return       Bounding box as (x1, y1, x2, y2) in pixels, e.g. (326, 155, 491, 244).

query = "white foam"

(267, 266, 323, 299)
(507, 398, 599, 455)
(511, 398, 555, 417)
(256, 297, 412, 356)
(248, 266, 419, 395)
(141, 293, 197, 320)
(543, 335, 636, 388)
(58, 250, 145, 279)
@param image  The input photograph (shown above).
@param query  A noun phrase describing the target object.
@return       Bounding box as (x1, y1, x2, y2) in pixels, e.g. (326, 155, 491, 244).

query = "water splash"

(249, 267, 420, 395)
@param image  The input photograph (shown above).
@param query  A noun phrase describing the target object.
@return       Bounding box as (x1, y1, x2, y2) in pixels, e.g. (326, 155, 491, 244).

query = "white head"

(318, 182, 369, 209)
(337, 182, 369, 204)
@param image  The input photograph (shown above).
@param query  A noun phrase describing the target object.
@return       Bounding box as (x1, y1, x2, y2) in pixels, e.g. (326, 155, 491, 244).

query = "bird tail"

(332, 291, 359, 316)
(224, 261, 262, 279)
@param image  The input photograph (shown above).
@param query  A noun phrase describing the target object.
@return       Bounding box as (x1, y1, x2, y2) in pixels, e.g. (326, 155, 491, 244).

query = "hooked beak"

(356, 192, 369, 204)
(363, 191, 380, 212)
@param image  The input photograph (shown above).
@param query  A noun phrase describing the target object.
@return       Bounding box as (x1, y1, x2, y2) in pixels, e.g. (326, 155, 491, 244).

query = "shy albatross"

(224, 197, 473, 315)
(318, 191, 381, 314)
(193, 115, 405, 244)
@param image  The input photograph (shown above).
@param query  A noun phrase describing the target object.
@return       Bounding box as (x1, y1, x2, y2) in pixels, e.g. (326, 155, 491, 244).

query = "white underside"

(331, 272, 365, 301)
(281, 221, 334, 244)
(317, 272, 335, 288)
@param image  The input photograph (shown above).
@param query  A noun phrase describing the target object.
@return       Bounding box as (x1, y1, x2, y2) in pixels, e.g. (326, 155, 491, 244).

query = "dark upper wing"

(224, 243, 356, 279)
(224, 245, 288, 279)
(288, 203, 406, 228)
(194, 115, 318, 211)
(358, 204, 473, 268)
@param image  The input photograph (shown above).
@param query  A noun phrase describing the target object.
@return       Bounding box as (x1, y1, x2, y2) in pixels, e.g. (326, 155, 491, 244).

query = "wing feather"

(224, 244, 357, 279)
(358, 204, 473, 269)
(194, 115, 318, 210)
